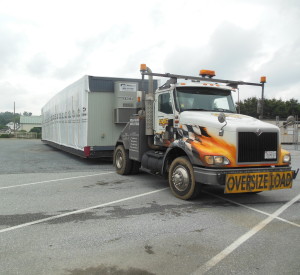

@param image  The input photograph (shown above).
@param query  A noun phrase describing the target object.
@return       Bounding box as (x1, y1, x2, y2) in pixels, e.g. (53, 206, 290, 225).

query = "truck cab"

(114, 65, 297, 200)
(154, 83, 236, 147)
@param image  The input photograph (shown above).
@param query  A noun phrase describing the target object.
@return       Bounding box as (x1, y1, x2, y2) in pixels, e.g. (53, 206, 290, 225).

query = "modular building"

(42, 75, 157, 158)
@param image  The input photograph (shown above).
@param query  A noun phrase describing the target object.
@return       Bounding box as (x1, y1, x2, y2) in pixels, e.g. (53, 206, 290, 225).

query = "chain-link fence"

(281, 116, 299, 151)
(14, 132, 38, 139)
(267, 115, 299, 151)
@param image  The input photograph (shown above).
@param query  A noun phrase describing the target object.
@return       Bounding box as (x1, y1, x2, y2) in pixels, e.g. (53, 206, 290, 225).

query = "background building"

(19, 116, 42, 132)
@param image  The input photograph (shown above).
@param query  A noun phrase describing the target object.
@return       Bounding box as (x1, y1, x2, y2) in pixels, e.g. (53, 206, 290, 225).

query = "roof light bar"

(139, 64, 265, 88)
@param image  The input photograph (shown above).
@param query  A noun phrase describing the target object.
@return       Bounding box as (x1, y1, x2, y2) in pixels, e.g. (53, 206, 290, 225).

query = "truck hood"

(179, 111, 278, 132)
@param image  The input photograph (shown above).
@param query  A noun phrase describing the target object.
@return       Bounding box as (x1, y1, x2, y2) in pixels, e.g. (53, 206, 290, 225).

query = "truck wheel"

(114, 145, 132, 175)
(169, 157, 200, 200)
(130, 161, 140, 175)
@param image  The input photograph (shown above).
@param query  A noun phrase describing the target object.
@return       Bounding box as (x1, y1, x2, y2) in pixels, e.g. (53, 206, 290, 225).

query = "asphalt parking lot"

(0, 139, 299, 275)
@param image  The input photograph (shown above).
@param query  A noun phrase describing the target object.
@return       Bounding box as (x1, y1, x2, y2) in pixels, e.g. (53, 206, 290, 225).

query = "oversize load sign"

(225, 171, 293, 193)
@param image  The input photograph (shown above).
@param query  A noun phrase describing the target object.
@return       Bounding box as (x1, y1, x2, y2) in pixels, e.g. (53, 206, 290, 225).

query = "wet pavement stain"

(0, 211, 106, 226)
(66, 265, 156, 275)
(3, 202, 205, 226)
(46, 212, 107, 224)
(97, 180, 128, 185)
(83, 179, 130, 188)
(192, 228, 205, 233)
(107, 237, 121, 243)
(104, 202, 196, 219)
(144, 245, 155, 255)
(0, 213, 52, 226)
(102, 199, 235, 220)
(0, 197, 243, 227)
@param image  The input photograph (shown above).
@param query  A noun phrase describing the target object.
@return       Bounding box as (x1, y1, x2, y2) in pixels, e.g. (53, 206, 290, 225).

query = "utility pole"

(258, 77, 266, 120)
(237, 88, 240, 113)
(260, 82, 265, 119)
(13, 101, 16, 133)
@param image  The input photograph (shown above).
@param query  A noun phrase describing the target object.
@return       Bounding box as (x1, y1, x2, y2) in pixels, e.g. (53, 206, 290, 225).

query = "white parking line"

(0, 187, 169, 234)
(0, 171, 115, 190)
(204, 191, 300, 228)
(192, 192, 300, 275)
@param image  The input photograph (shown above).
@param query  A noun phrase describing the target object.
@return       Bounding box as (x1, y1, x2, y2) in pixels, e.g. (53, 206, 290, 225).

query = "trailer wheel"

(114, 145, 132, 175)
(169, 157, 200, 200)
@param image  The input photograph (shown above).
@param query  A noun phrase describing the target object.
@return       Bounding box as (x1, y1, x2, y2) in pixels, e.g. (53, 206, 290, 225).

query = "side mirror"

(218, 112, 226, 124)
(218, 112, 227, 136)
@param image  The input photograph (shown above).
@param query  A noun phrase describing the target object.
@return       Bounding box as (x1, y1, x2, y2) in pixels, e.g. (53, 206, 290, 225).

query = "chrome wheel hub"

(116, 151, 123, 169)
(172, 165, 189, 192)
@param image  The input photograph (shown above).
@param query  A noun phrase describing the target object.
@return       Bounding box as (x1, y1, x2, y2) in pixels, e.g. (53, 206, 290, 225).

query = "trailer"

(42, 75, 157, 158)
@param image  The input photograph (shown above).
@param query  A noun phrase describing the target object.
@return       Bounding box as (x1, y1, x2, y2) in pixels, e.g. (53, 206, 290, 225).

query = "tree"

(0, 112, 20, 127)
(236, 98, 300, 119)
(237, 97, 259, 118)
(30, 127, 42, 139)
(30, 127, 41, 133)
(23, 111, 32, 116)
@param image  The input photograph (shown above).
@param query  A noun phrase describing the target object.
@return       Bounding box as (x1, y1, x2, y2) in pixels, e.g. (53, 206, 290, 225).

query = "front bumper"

(193, 166, 296, 186)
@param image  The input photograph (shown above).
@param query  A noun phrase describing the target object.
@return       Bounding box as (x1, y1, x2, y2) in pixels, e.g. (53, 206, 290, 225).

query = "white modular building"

(42, 75, 157, 158)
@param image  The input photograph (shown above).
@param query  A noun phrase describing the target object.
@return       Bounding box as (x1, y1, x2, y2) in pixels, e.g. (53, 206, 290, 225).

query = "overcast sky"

(0, 0, 299, 116)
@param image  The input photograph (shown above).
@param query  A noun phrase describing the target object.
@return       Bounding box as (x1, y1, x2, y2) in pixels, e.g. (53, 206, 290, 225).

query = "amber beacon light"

(140, 64, 147, 72)
(260, 76, 267, 83)
(199, 70, 216, 78)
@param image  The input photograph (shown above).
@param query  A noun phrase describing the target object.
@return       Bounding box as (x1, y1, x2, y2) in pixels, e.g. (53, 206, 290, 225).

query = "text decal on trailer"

(225, 171, 293, 193)
(119, 83, 137, 92)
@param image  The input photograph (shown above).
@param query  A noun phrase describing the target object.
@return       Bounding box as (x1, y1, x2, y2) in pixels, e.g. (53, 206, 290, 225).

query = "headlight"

(204, 155, 230, 165)
(283, 154, 291, 163)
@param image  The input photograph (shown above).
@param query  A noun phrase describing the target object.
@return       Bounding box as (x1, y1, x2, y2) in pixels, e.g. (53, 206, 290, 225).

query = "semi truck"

(114, 64, 298, 200)
(41, 75, 157, 157)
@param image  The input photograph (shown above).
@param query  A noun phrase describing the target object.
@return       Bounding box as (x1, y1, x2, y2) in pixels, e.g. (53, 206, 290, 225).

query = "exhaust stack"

(140, 64, 154, 135)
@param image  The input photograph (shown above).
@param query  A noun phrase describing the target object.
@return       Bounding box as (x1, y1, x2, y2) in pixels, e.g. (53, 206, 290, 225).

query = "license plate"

(265, 151, 276, 159)
(225, 171, 293, 193)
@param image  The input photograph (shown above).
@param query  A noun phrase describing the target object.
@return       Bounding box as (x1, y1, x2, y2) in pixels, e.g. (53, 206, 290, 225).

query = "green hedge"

(0, 134, 13, 138)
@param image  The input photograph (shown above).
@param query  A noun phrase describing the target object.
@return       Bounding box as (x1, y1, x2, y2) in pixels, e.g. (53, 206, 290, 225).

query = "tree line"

(0, 111, 32, 129)
(236, 98, 300, 120)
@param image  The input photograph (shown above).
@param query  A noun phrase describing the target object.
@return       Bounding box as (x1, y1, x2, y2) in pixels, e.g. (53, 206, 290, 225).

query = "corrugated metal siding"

(88, 76, 158, 93)
(20, 116, 42, 124)
(87, 92, 124, 146)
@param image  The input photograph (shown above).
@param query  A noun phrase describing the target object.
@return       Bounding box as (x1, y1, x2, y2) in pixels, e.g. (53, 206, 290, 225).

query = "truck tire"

(169, 157, 200, 200)
(130, 161, 140, 175)
(114, 145, 133, 175)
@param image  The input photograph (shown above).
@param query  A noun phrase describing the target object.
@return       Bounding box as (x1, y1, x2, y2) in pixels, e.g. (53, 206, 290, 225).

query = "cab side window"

(158, 93, 173, 114)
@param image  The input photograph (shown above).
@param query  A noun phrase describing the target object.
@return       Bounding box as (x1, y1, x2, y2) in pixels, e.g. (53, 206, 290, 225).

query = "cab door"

(154, 91, 175, 146)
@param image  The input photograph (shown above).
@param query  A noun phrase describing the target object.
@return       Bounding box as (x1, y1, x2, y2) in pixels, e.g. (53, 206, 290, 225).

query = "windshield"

(175, 87, 236, 113)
